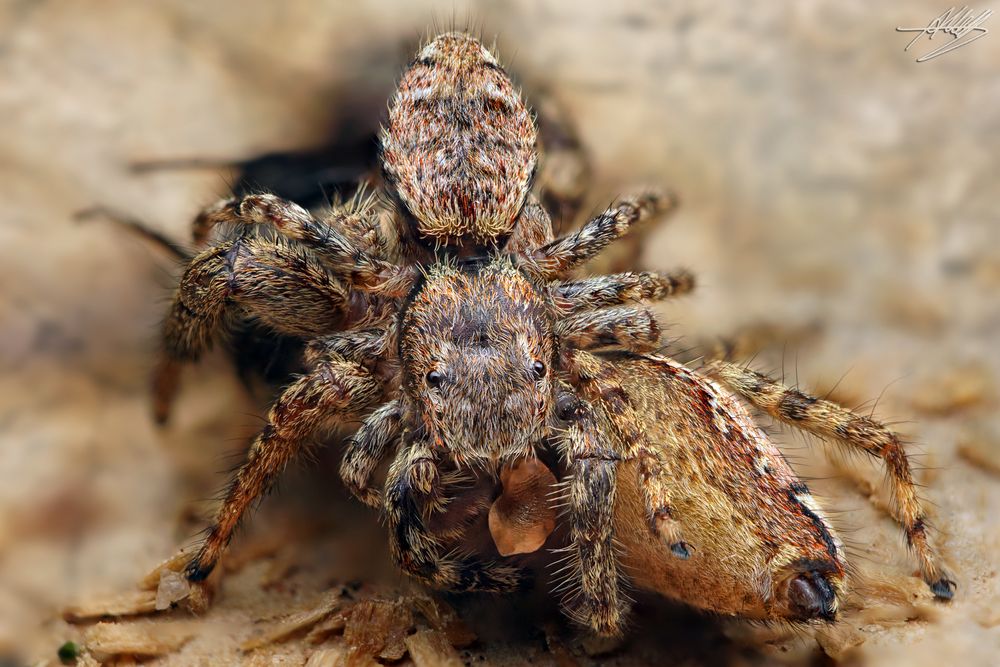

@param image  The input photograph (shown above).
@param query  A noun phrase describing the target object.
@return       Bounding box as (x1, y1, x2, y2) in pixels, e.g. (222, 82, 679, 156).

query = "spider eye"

(426, 370, 443, 388)
(555, 392, 580, 421)
(531, 360, 547, 379)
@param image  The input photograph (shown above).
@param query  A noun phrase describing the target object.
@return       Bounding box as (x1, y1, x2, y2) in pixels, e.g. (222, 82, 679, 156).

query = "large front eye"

(426, 370, 443, 388)
(531, 360, 547, 379)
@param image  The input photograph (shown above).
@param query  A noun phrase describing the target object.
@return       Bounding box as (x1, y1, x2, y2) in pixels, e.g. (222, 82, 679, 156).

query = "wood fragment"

(412, 595, 477, 647)
(82, 620, 195, 658)
(240, 592, 342, 651)
(306, 610, 349, 644)
(63, 590, 159, 622)
(139, 549, 195, 590)
(342, 598, 414, 663)
(76, 652, 101, 667)
(405, 629, 464, 667)
(305, 645, 348, 667)
(138, 547, 217, 613)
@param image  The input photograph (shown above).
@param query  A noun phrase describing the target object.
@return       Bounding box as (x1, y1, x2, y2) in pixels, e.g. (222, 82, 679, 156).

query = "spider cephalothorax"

(399, 258, 556, 464)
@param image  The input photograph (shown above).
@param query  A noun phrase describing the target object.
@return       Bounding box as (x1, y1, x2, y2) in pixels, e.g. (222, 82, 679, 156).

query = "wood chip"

(63, 590, 158, 621)
(76, 652, 101, 667)
(305, 645, 348, 667)
(83, 620, 195, 658)
(138, 547, 216, 613)
(858, 603, 922, 627)
(139, 549, 195, 590)
(412, 595, 477, 648)
(343, 652, 379, 667)
(306, 609, 349, 644)
(342, 598, 414, 662)
(405, 629, 464, 667)
(240, 592, 342, 651)
(488, 457, 558, 556)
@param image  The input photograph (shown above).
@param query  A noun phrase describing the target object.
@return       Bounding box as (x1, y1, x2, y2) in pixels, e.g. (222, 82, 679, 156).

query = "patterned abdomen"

(381, 32, 537, 248)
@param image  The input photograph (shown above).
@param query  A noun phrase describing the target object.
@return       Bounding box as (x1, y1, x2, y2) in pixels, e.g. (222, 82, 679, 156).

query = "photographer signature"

(896, 6, 992, 62)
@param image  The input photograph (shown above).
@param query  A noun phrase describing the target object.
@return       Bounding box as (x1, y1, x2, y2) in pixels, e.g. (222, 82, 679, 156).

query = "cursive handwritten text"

(896, 6, 992, 62)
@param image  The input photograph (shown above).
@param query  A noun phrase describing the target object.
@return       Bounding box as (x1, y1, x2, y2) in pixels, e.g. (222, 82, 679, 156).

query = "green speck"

(57, 641, 79, 663)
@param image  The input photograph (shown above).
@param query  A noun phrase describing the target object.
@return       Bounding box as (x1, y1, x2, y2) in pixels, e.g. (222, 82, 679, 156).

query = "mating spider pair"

(153, 32, 954, 635)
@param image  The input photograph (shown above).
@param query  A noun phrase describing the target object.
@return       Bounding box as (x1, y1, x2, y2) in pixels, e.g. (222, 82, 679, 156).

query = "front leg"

(340, 399, 402, 507)
(153, 236, 353, 423)
(555, 393, 627, 636)
(383, 442, 521, 593)
(185, 356, 380, 581)
(190, 193, 398, 289)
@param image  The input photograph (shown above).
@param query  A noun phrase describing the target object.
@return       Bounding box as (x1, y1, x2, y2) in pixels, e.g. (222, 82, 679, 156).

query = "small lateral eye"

(426, 370, 443, 388)
(555, 392, 580, 421)
(531, 360, 547, 379)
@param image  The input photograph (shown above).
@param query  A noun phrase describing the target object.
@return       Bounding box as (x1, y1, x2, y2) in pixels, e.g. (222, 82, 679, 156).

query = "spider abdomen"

(381, 32, 537, 249)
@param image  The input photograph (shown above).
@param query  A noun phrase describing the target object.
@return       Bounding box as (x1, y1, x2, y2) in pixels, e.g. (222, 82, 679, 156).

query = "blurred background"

(1, 1, 998, 664)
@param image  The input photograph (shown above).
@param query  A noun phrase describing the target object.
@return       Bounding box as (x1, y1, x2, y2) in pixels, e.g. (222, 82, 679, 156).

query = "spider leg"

(552, 270, 695, 314)
(188, 193, 402, 290)
(304, 328, 393, 367)
(534, 97, 671, 274)
(636, 453, 689, 558)
(557, 306, 662, 353)
(153, 236, 353, 422)
(341, 399, 402, 507)
(185, 355, 380, 581)
(565, 350, 690, 555)
(529, 190, 677, 281)
(554, 392, 627, 636)
(706, 361, 956, 600)
(383, 441, 522, 593)
(504, 195, 555, 253)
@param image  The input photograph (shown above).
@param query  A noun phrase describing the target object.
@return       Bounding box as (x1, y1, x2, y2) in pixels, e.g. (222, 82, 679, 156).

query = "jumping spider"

(154, 32, 954, 635)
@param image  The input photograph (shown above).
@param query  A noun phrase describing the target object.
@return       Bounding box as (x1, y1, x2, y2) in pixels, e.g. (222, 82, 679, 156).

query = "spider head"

(399, 255, 556, 464)
(380, 32, 538, 250)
